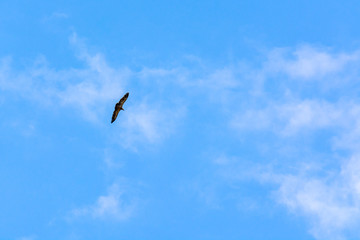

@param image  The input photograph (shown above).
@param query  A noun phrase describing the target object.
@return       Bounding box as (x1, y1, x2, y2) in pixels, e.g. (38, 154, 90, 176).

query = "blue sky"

(2, 1, 360, 240)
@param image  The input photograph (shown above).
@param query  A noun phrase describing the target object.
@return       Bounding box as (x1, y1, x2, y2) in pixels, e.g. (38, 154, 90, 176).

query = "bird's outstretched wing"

(119, 92, 129, 107)
(111, 104, 120, 123)
(111, 92, 129, 123)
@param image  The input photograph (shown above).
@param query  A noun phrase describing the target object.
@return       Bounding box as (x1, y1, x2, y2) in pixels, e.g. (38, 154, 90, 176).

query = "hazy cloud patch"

(264, 45, 360, 79)
(263, 155, 360, 240)
(71, 183, 137, 221)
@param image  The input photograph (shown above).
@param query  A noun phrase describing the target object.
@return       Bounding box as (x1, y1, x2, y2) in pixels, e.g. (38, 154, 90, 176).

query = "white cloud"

(224, 45, 360, 240)
(209, 153, 360, 240)
(72, 183, 136, 221)
(231, 100, 360, 136)
(4, 36, 360, 238)
(0, 52, 130, 123)
(264, 45, 359, 79)
(265, 154, 360, 240)
(115, 102, 185, 149)
(0, 33, 186, 148)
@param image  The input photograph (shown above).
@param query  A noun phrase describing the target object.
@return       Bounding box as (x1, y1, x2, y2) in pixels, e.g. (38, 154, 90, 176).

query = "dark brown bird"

(111, 92, 129, 123)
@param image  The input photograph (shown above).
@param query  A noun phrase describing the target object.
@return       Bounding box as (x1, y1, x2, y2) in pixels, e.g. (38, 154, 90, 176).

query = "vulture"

(111, 92, 129, 123)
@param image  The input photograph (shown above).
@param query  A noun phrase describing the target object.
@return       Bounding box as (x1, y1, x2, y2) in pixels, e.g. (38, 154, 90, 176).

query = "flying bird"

(111, 92, 129, 123)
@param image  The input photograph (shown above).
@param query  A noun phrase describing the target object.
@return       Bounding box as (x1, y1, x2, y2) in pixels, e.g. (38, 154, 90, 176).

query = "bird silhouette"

(111, 92, 129, 123)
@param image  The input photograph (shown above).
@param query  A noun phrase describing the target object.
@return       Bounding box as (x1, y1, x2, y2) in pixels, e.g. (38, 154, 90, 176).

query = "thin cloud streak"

(264, 45, 360, 79)
(71, 183, 137, 221)
(231, 100, 360, 136)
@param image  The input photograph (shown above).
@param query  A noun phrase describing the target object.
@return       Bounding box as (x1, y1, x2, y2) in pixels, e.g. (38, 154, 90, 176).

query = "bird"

(111, 92, 129, 123)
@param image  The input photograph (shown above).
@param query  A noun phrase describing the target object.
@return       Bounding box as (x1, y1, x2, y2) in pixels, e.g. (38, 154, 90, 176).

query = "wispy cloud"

(231, 99, 360, 136)
(224, 45, 360, 239)
(116, 102, 186, 149)
(264, 45, 360, 79)
(263, 155, 360, 240)
(0, 52, 130, 123)
(229, 46, 360, 139)
(118, 44, 360, 237)
(204, 152, 360, 240)
(4, 35, 360, 238)
(0, 33, 185, 148)
(71, 183, 137, 221)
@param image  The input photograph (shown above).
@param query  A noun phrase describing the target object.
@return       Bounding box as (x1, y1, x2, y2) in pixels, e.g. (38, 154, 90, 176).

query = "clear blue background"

(1, 1, 360, 240)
